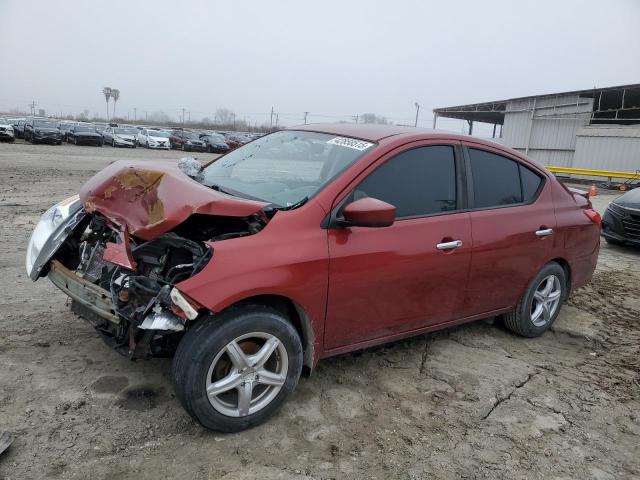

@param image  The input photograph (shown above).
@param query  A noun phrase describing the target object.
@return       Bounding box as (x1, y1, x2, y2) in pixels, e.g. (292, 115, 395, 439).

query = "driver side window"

(353, 145, 458, 219)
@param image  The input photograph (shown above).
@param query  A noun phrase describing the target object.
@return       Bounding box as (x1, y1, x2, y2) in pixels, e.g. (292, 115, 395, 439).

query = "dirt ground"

(0, 140, 639, 480)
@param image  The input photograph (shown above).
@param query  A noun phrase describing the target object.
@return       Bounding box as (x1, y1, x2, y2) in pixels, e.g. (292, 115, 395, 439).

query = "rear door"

(461, 143, 556, 317)
(324, 142, 472, 350)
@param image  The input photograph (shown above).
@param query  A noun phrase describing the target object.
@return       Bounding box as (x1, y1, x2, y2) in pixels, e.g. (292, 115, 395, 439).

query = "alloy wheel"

(530, 274, 562, 327)
(205, 332, 288, 417)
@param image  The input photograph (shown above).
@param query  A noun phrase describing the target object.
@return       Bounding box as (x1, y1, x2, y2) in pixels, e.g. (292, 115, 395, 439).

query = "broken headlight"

(26, 195, 86, 280)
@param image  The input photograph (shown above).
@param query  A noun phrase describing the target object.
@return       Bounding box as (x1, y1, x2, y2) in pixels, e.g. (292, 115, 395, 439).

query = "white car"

(137, 129, 171, 149)
(0, 118, 15, 142)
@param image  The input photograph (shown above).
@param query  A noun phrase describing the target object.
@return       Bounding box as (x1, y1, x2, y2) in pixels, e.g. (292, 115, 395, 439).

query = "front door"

(324, 143, 472, 350)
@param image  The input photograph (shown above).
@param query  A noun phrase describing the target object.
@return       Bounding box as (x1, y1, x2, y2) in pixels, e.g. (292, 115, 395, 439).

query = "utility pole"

(187, 111, 191, 122)
(181, 108, 185, 129)
(352, 114, 359, 123)
(145, 111, 148, 121)
(275, 113, 279, 126)
(269, 106, 274, 129)
(29, 100, 37, 116)
(303, 111, 309, 124)
(133, 108, 136, 123)
(414, 102, 420, 127)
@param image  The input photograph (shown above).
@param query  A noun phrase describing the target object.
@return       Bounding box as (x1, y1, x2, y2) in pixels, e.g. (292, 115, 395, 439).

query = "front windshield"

(205, 134, 225, 142)
(75, 126, 96, 133)
(148, 130, 170, 138)
(34, 120, 58, 128)
(114, 128, 137, 135)
(184, 132, 200, 140)
(202, 130, 375, 207)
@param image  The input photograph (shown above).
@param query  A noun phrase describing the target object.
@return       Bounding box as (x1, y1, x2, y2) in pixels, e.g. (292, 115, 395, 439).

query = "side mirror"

(341, 197, 396, 228)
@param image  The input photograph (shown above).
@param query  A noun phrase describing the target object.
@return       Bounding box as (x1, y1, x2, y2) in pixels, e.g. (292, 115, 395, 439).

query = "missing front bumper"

(48, 259, 120, 325)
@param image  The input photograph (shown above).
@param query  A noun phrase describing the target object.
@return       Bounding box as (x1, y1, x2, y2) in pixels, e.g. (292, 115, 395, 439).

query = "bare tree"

(111, 89, 120, 119)
(214, 108, 235, 124)
(360, 113, 388, 125)
(102, 87, 112, 120)
(148, 111, 171, 123)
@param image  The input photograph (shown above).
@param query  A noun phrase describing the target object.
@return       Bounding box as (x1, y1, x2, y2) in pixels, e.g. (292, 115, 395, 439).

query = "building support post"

(525, 97, 537, 155)
(432, 113, 438, 129)
(467, 120, 473, 135)
(492, 123, 497, 138)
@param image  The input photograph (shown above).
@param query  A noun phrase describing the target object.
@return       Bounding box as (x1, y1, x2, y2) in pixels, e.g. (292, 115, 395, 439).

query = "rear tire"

(503, 262, 566, 337)
(172, 306, 303, 432)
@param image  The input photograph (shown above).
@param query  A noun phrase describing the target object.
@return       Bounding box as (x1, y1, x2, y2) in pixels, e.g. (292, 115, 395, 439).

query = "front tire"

(172, 306, 303, 432)
(503, 262, 566, 337)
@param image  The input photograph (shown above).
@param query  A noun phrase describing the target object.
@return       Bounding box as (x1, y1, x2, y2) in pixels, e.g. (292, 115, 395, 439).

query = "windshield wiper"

(208, 183, 237, 196)
(271, 196, 309, 211)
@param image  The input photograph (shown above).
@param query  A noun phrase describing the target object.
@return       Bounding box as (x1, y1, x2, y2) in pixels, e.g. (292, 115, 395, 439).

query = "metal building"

(433, 84, 640, 173)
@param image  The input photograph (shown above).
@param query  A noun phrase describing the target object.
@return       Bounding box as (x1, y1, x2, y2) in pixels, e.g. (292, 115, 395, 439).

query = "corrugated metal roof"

(433, 83, 640, 124)
(576, 126, 640, 138)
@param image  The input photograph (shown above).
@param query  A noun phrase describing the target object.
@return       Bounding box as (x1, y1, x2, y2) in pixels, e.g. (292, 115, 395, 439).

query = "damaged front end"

(27, 161, 269, 359)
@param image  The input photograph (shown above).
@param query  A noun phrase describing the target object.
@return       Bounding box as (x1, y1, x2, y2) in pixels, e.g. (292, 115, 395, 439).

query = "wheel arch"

(216, 294, 316, 374)
(549, 257, 572, 298)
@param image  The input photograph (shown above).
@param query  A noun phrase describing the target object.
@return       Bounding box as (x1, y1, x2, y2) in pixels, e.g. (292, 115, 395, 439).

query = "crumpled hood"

(614, 188, 640, 209)
(79, 160, 268, 240)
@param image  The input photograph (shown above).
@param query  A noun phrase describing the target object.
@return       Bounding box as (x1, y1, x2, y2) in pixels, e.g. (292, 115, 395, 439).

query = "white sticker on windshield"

(327, 137, 374, 151)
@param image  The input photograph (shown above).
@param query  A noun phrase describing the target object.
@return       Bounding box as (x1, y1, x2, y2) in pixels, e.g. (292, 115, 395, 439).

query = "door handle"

(436, 240, 463, 250)
(535, 228, 553, 237)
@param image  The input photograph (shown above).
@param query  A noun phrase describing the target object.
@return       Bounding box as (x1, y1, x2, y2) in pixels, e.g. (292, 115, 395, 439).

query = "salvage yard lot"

(0, 141, 639, 479)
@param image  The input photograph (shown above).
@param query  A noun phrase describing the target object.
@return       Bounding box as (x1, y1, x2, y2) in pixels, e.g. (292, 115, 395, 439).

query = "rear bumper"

(47, 259, 120, 325)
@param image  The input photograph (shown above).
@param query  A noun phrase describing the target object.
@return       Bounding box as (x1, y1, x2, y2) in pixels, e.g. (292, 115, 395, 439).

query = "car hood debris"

(80, 160, 268, 240)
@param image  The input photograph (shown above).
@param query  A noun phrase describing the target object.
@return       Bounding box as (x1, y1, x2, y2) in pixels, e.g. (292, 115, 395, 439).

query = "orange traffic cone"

(589, 183, 598, 197)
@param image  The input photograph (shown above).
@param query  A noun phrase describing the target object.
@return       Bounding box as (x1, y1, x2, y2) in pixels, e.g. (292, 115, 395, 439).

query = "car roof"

(289, 123, 441, 142)
(288, 122, 542, 166)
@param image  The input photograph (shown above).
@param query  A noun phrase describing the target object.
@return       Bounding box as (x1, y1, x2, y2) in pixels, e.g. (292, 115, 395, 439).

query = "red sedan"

(26, 124, 600, 432)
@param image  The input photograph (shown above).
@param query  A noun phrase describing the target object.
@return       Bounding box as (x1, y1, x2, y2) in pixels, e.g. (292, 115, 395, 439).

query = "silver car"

(102, 127, 138, 148)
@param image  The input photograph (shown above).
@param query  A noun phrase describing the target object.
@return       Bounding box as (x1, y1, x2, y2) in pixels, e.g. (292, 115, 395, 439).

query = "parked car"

(58, 122, 77, 142)
(222, 133, 243, 150)
(12, 119, 26, 139)
(170, 129, 206, 151)
(200, 133, 230, 153)
(102, 126, 137, 148)
(137, 129, 171, 149)
(67, 125, 104, 146)
(26, 124, 601, 432)
(25, 117, 62, 144)
(602, 189, 640, 246)
(0, 118, 15, 142)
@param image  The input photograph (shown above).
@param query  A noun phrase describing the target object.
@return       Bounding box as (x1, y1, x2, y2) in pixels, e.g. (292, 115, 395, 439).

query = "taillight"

(584, 209, 601, 225)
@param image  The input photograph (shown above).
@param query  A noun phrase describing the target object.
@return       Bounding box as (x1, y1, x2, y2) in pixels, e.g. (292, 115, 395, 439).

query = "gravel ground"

(0, 140, 639, 480)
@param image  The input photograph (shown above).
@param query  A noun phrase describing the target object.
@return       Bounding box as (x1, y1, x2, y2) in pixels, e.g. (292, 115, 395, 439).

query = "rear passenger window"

(354, 145, 457, 218)
(469, 149, 522, 208)
(520, 165, 543, 202)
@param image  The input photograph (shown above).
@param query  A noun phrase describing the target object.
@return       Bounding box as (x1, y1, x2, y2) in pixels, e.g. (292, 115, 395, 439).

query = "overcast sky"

(1, 0, 639, 134)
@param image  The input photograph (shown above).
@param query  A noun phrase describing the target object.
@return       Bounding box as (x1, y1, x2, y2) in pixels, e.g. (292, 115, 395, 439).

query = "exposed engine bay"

(51, 212, 265, 358)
